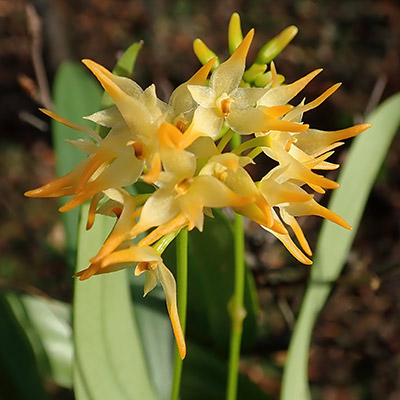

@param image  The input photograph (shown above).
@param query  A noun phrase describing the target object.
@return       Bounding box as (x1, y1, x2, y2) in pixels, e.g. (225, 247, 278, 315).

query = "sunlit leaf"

(281, 93, 400, 400)
(73, 204, 157, 400)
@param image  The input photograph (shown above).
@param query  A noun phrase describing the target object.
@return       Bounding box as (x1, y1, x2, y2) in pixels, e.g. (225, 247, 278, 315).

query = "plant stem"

(217, 128, 235, 152)
(170, 228, 188, 400)
(226, 134, 246, 400)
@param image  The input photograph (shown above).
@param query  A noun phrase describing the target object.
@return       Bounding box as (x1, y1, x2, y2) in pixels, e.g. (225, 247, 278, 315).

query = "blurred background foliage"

(1, 0, 400, 399)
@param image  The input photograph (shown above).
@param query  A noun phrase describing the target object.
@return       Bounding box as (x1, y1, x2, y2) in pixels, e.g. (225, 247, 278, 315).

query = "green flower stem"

(217, 129, 235, 152)
(170, 228, 188, 400)
(247, 147, 263, 160)
(226, 134, 246, 400)
(231, 135, 270, 155)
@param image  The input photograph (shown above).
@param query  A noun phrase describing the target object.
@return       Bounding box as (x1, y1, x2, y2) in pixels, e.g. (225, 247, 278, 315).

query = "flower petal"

(170, 58, 216, 116)
(283, 83, 341, 121)
(227, 107, 308, 135)
(258, 69, 322, 106)
(187, 85, 216, 108)
(294, 124, 371, 157)
(230, 87, 268, 108)
(82, 59, 152, 133)
(84, 106, 124, 128)
(209, 29, 254, 96)
(157, 263, 186, 360)
(192, 107, 223, 139)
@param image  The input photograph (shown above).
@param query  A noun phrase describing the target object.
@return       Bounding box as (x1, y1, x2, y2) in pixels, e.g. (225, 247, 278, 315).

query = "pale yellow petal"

(283, 83, 341, 121)
(157, 262, 186, 360)
(40, 108, 101, 143)
(210, 29, 254, 96)
(82, 59, 152, 133)
(82, 59, 143, 98)
(138, 213, 189, 247)
(192, 107, 223, 139)
(227, 107, 308, 135)
(280, 210, 312, 256)
(86, 193, 104, 230)
(285, 199, 351, 229)
(259, 177, 313, 206)
(258, 69, 323, 106)
(187, 85, 216, 108)
(84, 106, 124, 128)
(262, 224, 313, 265)
(66, 139, 98, 155)
(100, 246, 162, 268)
(230, 87, 267, 108)
(131, 188, 181, 236)
(294, 124, 371, 157)
(24, 158, 90, 198)
(143, 270, 158, 296)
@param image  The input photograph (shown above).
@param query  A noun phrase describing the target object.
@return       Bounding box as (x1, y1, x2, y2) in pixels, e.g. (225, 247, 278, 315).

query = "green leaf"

(52, 62, 102, 268)
(129, 275, 174, 400)
(164, 210, 259, 353)
(281, 93, 400, 400)
(0, 293, 52, 400)
(73, 204, 157, 400)
(16, 295, 73, 388)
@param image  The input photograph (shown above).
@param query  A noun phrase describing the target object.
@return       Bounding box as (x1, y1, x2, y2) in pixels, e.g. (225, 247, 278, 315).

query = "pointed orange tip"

(39, 108, 52, 117)
(82, 59, 113, 83)
(73, 267, 96, 280)
(81, 58, 98, 69)
(189, 57, 218, 84)
(231, 28, 255, 60)
(24, 189, 38, 197)
(357, 123, 372, 132)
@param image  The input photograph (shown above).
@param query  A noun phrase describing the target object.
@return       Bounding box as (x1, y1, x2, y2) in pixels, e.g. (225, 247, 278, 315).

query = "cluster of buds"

(25, 13, 369, 359)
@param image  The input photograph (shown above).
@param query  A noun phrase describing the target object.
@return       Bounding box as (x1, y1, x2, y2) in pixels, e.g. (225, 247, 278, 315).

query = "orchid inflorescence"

(25, 13, 370, 359)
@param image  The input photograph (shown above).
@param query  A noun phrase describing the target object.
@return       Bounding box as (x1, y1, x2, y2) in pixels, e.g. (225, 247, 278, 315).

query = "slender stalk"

(246, 147, 263, 160)
(231, 135, 270, 155)
(226, 134, 246, 400)
(170, 228, 188, 400)
(217, 128, 235, 152)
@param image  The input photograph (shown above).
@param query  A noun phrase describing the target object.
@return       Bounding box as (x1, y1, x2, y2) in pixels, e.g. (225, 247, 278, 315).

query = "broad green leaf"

(0, 293, 51, 400)
(181, 341, 272, 400)
(281, 93, 400, 400)
(52, 62, 101, 268)
(164, 210, 259, 353)
(16, 295, 72, 389)
(129, 276, 174, 400)
(73, 204, 157, 400)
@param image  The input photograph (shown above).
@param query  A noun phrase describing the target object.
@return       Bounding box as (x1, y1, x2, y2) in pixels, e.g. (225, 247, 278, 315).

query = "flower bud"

(254, 71, 285, 87)
(255, 25, 298, 64)
(193, 39, 220, 69)
(243, 63, 267, 83)
(228, 12, 243, 54)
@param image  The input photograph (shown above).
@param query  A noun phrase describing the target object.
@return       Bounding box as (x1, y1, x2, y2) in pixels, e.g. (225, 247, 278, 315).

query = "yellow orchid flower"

(25, 110, 144, 211)
(188, 30, 307, 138)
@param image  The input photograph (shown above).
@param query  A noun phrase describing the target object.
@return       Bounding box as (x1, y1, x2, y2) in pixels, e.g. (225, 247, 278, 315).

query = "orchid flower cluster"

(25, 14, 369, 359)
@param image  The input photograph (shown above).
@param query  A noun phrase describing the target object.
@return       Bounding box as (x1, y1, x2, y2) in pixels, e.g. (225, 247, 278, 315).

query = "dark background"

(1, 0, 400, 399)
